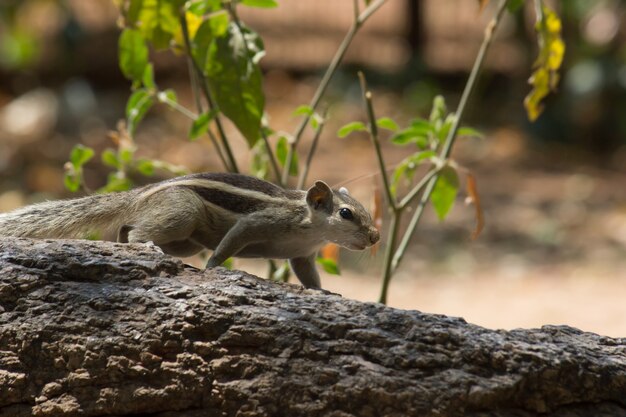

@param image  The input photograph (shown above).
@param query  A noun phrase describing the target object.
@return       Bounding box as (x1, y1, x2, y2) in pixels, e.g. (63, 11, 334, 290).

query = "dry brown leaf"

(466, 173, 485, 240)
(320, 243, 339, 263)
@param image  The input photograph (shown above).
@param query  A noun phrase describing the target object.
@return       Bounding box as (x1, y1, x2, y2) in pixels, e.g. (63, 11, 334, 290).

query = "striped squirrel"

(0, 172, 380, 288)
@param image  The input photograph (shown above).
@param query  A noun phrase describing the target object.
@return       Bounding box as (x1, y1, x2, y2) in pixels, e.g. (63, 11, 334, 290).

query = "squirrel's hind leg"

(118, 187, 207, 257)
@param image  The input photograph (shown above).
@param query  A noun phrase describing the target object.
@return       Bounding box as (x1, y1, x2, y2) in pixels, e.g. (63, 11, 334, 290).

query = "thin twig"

(186, 54, 230, 170)
(260, 128, 282, 184)
(358, 72, 396, 211)
(281, 0, 388, 185)
(179, 10, 239, 173)
(297, 109, 327, 190)
(390, 177, 436, 274)
(378, 211, 400, 304)
(187, 55, 204, 113)
(397, 165, 441, 210)
(158, 93, 230, 169)
(158, 93, 198, 120)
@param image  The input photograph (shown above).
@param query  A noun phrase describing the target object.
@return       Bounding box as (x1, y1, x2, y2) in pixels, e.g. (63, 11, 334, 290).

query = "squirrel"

(0, 172, 380, 288)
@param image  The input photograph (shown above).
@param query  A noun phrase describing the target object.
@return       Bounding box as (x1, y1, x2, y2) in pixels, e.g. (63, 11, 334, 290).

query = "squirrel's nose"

(369, 227, 380, 245)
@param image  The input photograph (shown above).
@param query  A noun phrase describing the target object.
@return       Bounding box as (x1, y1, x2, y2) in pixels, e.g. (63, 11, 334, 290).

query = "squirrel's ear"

(306, 181, 334, 213)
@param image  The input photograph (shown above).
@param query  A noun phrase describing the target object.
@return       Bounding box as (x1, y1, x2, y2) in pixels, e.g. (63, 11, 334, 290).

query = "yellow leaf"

(173, 12, 203, 52)
(524, 2, 565, 122)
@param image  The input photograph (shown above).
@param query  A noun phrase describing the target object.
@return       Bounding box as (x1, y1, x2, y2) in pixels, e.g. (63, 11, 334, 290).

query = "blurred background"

(1, 0, 626, 336)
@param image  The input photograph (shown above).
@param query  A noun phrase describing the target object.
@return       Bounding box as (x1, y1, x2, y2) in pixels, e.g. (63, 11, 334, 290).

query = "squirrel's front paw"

(143, 241, 164, 254)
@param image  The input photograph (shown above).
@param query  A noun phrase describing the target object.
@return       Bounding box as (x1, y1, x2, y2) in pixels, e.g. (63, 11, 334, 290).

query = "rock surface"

(1, 237, 625, 416)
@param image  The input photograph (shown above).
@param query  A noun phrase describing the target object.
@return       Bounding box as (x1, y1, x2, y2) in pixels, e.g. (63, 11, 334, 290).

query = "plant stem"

(260, 127, 282, 184)
(439, 1, 507, 159)
(389, 0, 509, 274)
(159, 93, 198, 120)
(297, 110, 327, 190)
(179, 10, 239, 173)
(397, 166, 441, 210)
(186, 54, 230, 171)
(281, 0, 388, 185)
(358, 72, 396, 211)
(378, 212, 400, 304)
(390, 177, 436, 273)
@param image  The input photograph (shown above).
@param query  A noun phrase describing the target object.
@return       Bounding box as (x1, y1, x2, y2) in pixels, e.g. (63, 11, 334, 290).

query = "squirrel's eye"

(339, 208, 354, 220)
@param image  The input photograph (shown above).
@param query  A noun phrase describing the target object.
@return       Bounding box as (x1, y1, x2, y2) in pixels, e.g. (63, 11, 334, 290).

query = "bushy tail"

(0, 192, 134, 240)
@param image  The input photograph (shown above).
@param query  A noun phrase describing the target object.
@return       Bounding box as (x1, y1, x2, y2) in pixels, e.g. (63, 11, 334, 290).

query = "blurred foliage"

(0, 2, 40, 69)
(1, 1, 624, 153)
(524, 2, 565, 122)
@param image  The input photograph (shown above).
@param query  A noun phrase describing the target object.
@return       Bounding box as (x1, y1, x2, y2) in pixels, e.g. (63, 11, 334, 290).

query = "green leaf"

(310, 114, 322, 130)
(337, 121, 366, 138)
(429, 95, 447, 124)
(189, 109, 217, 140)
(376, 117, 399, 131)
(251, 139, 270, 179)
(208, 11, 229, 37)
(437, 113, 456, 143)
(293, 104, 314, 117)
(506, 0, 524, 13)
(390, 127, 429, 148)
(120, 148, 134, 165)
(391, 151, 436, 195)
(101, 149, 120, 169)
(222, 257, 234, 269)
(390, 162, 407, 196)
(457, 126, 484, 139)
(317, 257, 340, 275)
(410, 118, 433, 133)
(192, 12, 230, 83)
(125, 0, 143, 26)
(136, 159, 155, 176)
(203, 22, 265, 147)
(70, 144, 94, 167)
(134, 0, 185, 49)
(390, 130, 418, 145)
(410, 150, 437, 164)
(276, 135, 298, 176)
(524, 3, 565, 121)
(241, 0, 278, 8)
(431, 167, 459, 221)
(64, 173, 81, 193)
(157, 88, 177, 104)
(142, 63, 155, 89)
(118, 28, 149, 82)
(187, 0, 222, 15)
(101, 173, 132, 193)
(271, 261, 291, 283)
(126, 89, 155, 134)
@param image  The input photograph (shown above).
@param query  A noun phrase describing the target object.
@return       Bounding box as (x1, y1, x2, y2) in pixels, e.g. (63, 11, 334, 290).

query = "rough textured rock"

(0, 237, 625, 417)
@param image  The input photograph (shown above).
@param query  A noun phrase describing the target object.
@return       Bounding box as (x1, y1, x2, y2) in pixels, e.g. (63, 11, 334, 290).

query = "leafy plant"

(339, 0, 565, 303)
(60, 0, 564, 303)
(63, 0, 387, 279)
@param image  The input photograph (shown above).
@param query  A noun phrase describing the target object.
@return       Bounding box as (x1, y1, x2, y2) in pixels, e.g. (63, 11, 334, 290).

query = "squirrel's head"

(306, 181, 380, 250)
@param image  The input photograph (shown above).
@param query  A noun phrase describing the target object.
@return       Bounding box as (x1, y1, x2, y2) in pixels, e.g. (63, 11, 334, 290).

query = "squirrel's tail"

(0, 191, 135, 240)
